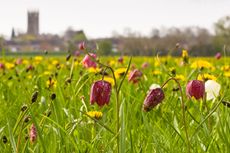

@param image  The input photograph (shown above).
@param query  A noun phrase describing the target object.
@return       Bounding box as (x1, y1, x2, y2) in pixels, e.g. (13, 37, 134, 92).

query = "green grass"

(0, 55, 230, 152)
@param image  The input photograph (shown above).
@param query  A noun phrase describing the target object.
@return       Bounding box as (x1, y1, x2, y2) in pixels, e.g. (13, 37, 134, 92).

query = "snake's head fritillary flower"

(90, 80, 112, 107)
(29, 124, 37, 143)
(215, 52, 221, 60)
(0, 63, 5, 69)
(79, 42, 85, 50)
(141, 62, 149, 69)
(143, 87, 165, 111)
(15, 58, 23, 65)
(82, 53, 97, 68)
(74, 50, 81, 56)
(118, 56, 123, 63)
(128, 69, 142, 83)
(186, 80, 205, 100)
(205, 80, 221, 101)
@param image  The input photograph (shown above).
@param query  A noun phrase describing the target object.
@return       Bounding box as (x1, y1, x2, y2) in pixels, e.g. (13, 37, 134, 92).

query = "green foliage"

(0, 56, 229, 152)
(98, 40, 113, 55)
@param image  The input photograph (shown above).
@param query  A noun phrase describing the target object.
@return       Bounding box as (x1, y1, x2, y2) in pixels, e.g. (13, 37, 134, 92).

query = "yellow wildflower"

(221, 65, 230, 72)
(87, 111, 103, 120)
(182, 49, 188, 58)
(114, 68, 127, 79)
(46, 79, 57, 88)
(109, 60, 116, 66)
(43, 71, 51, 76)
(52, 60, 59, 66)
(191, 60, 214, 70)
(224, 72, 230, 77)
(153, 70, 162, 75)
(88, 67, 100, 73)
(34, 56, 43, 61)
(175, 74, 185, 81)
(154, 60, 160, 67)
(22, 59, 29, 65)
(5, 62, 15, 69)
(27, 75, 32, 79)
(103, 77, 115, 86)
(197, 73, 217, 81)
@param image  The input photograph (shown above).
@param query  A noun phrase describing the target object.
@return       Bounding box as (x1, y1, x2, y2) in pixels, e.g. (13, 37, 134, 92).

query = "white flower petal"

(205, 80, 221, 101)
(149, 84, 161, 90)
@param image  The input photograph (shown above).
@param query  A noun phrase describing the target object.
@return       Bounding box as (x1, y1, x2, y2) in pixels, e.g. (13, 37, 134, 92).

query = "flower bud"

(186, 80, 205, 100)
(29, 124, 37, 143)
(0, 63, 5, 69)
(50, 93, 56, 100)
(143, 88, 165, 111)
(21, 104, 27, 112)
(118, 56, 123, 63)
(66, 54, 71, 61)
(2, 136, 7, 144)
(82, 53, 97, 68)
(79, 42, 85, 50)
(31, 91, 39, 103)
(90, 80, 112, 106)
(141, 62, 149, 69)
(128, 69, 142, 83)
(215, 52, 221, 60)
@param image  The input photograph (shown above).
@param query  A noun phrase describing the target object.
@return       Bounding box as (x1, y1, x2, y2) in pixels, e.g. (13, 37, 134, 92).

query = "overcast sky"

(0, 0, 229, 38)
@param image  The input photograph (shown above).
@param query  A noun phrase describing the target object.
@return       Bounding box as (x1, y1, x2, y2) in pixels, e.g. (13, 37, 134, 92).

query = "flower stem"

(161, 77, 191, 153)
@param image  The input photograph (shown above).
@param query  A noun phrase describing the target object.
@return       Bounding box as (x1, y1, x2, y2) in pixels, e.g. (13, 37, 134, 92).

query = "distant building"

(27, 11, 39, 35)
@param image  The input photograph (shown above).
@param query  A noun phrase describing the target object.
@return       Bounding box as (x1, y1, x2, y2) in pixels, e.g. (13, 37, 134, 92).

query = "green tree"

(98, 40, 112, 55)
(214, 16, 230, 51)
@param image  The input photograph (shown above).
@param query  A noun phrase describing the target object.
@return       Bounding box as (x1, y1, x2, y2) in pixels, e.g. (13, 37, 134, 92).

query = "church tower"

(27, 11, 39, 35)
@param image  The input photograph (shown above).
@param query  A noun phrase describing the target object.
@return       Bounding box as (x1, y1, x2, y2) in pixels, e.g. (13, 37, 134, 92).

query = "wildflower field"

(0, 49, 230, 152)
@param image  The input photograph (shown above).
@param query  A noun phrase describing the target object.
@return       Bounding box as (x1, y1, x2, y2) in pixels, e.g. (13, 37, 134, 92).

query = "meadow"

(0, 49, 230, 153)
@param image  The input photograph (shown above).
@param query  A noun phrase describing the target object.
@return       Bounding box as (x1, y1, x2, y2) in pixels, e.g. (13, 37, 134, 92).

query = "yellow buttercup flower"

(34, 56, 44, 65)
(103, 77, 115, 86)
(43, 71, 51, 76)
(88, 67, 100, 73)
(34, 56, 43, 61)
(22, 59, 29, 65)
(87, 111, 103, 120)
(27, 75, 32, 79)
(224, 72, 230, 77)
(114, 68, 128, 79)
(109, 60, 116, 66)
(5, 62, 15, 69)
(154, 60, 160, 67)
(191, 60, 214, 70)
(153, 70, 162, 75)
(221, 65, 230, 72)
(46, 79, 57, 88)
(175, 74, 185, 81)
(197, 73, 217, 81)
(182, 49, 188, 58)
(52, 60, 59, 66)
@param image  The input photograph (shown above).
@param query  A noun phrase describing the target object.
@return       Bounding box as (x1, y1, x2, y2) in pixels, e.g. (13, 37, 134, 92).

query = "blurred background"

(0, 0, 230, 56)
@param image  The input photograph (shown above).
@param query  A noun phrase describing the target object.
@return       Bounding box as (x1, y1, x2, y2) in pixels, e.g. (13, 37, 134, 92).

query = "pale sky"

(0, 0, 230, 39)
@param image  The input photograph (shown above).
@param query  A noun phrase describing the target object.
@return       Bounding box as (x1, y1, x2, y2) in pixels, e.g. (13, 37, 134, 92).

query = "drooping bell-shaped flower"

(82, 53, 97, 68)
(118, 56, 123, 63)
(79, 42, 85, 50)
(141, 62, 149, 69)
(0, 63, 5, 69)
(90, 80, 112, 106)
(128, 69, 142, 83)
(215, 52, 221, 60)
(186, 80, 205, 100)
(29, 124, 37, 143)
(143, 87, 165, 111)
(205, 80, 221, 101)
